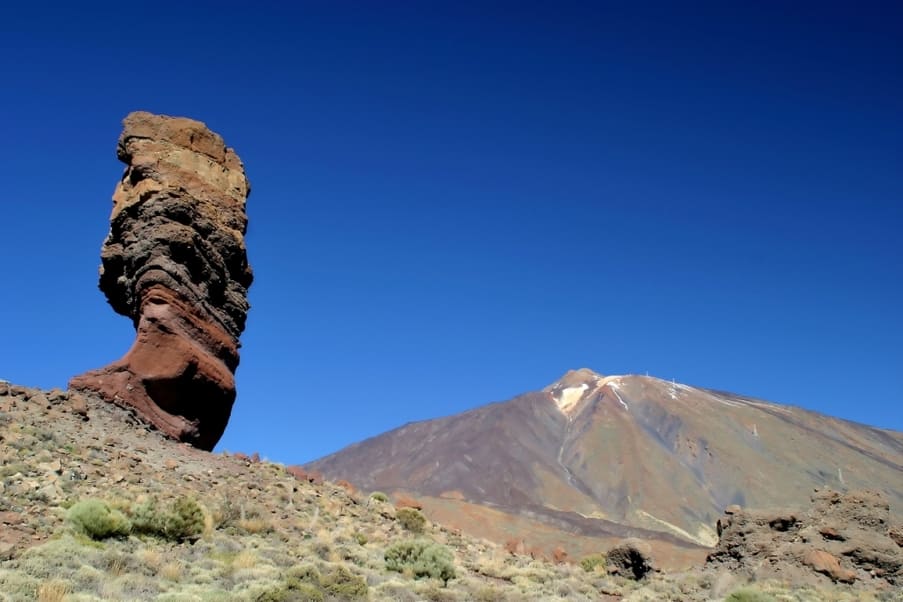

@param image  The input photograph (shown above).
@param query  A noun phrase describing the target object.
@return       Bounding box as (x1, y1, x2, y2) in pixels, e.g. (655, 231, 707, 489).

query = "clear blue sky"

(1, 2, 900, 463)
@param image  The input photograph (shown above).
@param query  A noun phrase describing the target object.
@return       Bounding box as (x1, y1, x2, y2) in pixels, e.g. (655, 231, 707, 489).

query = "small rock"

(889, 525, 903, 548)
(68, 392, 89, 418)
(46, 388, 68, 404)
(38, 459, 62, 475)
(0, 511, 24, 526)
(803, 549, 857, 583)
(819, 526, 845, 541)
(0, 542, 17, 561)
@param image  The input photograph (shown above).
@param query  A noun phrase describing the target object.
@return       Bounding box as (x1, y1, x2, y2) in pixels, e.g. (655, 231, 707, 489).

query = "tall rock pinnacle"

(70, 111, 253, 450)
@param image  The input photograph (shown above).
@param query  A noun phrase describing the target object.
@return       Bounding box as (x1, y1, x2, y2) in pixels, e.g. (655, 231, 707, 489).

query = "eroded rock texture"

(70, 111, 252, 450)
(707, 489, 902, 587)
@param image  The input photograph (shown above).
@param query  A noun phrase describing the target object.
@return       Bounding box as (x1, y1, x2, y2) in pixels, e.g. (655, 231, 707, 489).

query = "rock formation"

(707, 489, 902, 587)
(70, 111, 252, 450)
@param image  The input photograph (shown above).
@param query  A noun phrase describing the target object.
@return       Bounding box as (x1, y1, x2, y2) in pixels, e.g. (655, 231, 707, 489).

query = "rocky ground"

(0, 382, 900, 601)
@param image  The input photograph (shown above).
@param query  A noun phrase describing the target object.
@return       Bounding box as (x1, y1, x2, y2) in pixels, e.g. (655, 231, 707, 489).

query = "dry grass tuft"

(237, 517, 272, 534)
(232, 550, 258, 570)
(136, 547, 163, 571)
(37, 580, 71, 602)
(159, 561, 183, 581)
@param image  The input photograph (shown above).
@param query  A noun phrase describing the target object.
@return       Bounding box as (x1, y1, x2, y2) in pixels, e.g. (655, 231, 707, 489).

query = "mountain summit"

(308, 370, 903, 567)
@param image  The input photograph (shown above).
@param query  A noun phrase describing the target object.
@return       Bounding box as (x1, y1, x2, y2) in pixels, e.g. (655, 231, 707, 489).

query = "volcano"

(308, 369, 903, 567)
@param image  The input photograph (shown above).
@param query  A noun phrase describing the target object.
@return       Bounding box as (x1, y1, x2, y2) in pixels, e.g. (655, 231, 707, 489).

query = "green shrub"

(162, 497, 205, 542)
(255, 580, 324, 602)
(129, 496, 205, 542)
(285, 564, 320, 584)
(473, 586, 506, 602)
(385, 539, 456, 586)
(67, 499, 131, 539)
(369, 491, 389, 503)
(259, 564, 327, 602)
(130, 498, 162, 535)
(579, 553, 606, 573)
(319, 566, 368, 599)
(396, 507, 426, 533)
(288, 582, 324, 601)
(725, 588, 778, 602)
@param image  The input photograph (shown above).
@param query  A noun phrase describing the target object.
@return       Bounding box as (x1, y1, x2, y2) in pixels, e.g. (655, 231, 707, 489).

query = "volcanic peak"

(544, 368, 630, 416)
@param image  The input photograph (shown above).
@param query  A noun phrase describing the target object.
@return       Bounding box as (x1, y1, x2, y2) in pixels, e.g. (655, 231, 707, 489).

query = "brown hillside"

(308, 369, 903, 569)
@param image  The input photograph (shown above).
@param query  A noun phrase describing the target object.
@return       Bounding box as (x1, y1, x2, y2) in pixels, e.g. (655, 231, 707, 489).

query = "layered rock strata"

(70, 111, 252, 450)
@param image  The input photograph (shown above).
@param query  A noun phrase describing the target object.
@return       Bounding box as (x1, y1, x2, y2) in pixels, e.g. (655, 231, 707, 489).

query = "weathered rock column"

(70, 111, 252, 450)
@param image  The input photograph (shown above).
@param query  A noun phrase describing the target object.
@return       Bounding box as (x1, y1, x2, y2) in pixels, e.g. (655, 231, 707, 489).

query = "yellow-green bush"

(128, 496, 205, 542)
(396, 507, 426, 533)
(67, 499, 130, 540)
(725, 588, 777, 602)
(385, 539, 456, 586)
(319, 566, 368, 599)
(162, 497, 205, 542)
(579, 553, 606, 573)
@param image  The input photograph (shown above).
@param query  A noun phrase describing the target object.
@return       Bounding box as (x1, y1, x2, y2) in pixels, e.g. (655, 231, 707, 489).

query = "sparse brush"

(396, 507, 427, 533)
(386, 539, 457, 586)
(369, 491, 389, 503)
(162, 496, 206, 542)
(254, 579, 325, 602)
(212, 497, 244, 528)
(128, 496, 205, 542)
(472, 585, 506, 602)
(319, 566, 368, 599)
(36, 580, 71, 602)
(232, 550, 258, 570)
(725, 588, 778, 602)
(286, 563, 320, 585)
(580, 553, 606, 573)
(159, 561, 183, 581)
(67, 499, 131, 539)
(237, 516, 272, 534)
(136, 547, 163, 571)
(130, 497, 162, 535)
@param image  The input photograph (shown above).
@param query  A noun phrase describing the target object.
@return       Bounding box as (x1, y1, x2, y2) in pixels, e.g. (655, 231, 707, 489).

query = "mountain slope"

(308, 369, 903, 565)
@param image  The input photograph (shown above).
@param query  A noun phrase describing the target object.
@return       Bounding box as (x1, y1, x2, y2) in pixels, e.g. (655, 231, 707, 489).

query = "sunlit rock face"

(70, 111, 252, 450)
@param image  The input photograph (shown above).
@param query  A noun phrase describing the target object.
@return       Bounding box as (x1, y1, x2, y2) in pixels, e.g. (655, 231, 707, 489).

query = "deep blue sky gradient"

(1, 1, 901, 463)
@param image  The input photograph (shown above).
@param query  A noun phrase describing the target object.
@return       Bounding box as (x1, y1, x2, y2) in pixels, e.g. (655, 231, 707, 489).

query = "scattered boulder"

(889, 525, 903, 548)
(707, 489, 902, 587)
(70, 111, 252, 450)
(606, 540, 655, 580)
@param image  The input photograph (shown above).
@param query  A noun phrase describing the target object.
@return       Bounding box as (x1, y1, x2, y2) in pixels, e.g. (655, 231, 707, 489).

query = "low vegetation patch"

(130, 495, 206, 542)
(725, 588, 778, 602)
(385, 539, 456, 586)
(396, 507, 426, 533)
(369, 491, 389, 503)
(579, 553, 606, 573)
(67, 499, 131, 540)
(68, 495, 205, 542)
